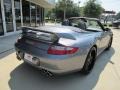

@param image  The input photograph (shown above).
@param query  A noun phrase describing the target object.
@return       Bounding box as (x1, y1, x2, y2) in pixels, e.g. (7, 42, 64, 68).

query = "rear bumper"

(23, 59, 80, 74)
(15, 44, 86, 74)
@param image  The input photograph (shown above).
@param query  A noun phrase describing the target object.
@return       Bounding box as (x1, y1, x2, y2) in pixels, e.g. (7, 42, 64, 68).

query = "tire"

(106, 37, 113, 50)
(81, 47, 97, 75)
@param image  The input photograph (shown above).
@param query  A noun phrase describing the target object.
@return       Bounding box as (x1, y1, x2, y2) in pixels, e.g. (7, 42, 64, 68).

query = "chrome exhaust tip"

(41, 69, 54, 77)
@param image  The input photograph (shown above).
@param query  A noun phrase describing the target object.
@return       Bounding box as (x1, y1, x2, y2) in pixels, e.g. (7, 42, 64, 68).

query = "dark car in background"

(113, 19, 120, 28)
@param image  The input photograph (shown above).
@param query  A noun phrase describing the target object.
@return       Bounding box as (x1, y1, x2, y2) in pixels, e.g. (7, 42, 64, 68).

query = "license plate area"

(24, 53, 40, 65)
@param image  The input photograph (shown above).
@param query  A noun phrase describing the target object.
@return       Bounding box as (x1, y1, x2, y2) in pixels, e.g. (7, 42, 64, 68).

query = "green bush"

(103, 24, 107, 26)
(109, 24, 113, 27)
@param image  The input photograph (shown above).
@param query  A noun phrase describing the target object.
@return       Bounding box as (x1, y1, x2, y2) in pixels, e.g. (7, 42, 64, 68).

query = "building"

(0, 0, 55, 36)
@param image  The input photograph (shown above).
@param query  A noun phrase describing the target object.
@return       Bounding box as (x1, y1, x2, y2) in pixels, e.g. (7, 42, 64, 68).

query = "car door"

(86, 20, 110, 53)
(100, 30, 110, 50)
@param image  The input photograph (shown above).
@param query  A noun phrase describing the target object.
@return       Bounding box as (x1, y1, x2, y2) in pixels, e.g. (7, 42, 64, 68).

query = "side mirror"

(105, 28, 111, 31)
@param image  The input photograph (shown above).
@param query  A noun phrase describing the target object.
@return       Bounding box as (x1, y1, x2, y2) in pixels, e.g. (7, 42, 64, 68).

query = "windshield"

(68, 18, 103, 32)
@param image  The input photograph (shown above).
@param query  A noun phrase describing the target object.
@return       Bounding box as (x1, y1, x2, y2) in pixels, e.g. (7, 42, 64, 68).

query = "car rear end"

(15, 27, 86, 74)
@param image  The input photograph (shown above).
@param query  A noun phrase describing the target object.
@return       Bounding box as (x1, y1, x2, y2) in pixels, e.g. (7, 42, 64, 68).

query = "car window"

(70, 19, 81, 27)
(69, 19, 87, 30)
(69, 18, 104, 32)
(86, 20, 103, 31)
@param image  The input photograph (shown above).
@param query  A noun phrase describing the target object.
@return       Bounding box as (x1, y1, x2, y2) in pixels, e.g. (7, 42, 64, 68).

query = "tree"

(46, 10, 56, 20)
(53, 0, 81, 20)
(83, 0, 103, 18)
(57, 0, 74, 20)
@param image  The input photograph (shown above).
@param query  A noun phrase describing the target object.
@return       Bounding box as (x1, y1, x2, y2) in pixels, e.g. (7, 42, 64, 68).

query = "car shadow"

(8, 47, 115, 90)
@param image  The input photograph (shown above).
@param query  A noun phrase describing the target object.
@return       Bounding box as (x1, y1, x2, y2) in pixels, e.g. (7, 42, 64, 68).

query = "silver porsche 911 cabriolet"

(15, 17, 113, 75)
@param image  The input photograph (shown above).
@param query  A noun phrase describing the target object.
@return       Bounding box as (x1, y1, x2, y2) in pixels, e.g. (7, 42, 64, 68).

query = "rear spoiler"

(21, 26, 59, 43)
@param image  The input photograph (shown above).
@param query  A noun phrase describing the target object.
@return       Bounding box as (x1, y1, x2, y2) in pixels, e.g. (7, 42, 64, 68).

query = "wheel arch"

(91, 45, 97, 59)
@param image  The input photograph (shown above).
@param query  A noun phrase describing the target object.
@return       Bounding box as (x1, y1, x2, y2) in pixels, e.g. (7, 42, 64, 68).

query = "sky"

(72, 0, 120, 13)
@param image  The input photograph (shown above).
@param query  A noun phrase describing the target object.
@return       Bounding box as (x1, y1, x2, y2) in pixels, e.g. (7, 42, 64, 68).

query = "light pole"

(78, 1, 81, 7)
(63, 0, 67, 20)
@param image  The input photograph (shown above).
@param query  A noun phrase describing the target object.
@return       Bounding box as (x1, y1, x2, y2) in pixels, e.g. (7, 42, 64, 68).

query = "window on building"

(22, 0, 30, 26)
(41, 7, 45, 25)
(4, 0, 14, 32)
(0, 1, 4, 35)
(30, 3, 36, 27)
(22, 0, 44, 27)
(36, 6, 41, 26)
(14, 0, 21, 30)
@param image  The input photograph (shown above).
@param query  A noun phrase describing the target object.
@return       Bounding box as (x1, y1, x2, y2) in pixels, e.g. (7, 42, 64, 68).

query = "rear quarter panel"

(57, 32, 102, 68)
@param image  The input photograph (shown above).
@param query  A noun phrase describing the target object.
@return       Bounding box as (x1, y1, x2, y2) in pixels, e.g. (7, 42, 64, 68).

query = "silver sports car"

(15, 17, 113, 75)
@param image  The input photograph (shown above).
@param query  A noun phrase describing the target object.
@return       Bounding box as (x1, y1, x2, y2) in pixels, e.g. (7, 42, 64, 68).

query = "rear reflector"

(48, 46, 78, 55)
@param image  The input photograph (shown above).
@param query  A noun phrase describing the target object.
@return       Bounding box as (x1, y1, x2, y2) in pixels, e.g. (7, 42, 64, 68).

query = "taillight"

(48, 46, 79, 55)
